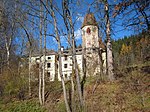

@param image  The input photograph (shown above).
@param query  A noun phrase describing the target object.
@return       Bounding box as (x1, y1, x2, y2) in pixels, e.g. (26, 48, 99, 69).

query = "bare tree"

(42, 1, 48, 104)
(48, 0, 71, 111)
(113, 0, 150, 31)
(0, 0, 15, 66)
(20, 25, 32, 97)
(62, 0, 84, 111)
(104, 0, 115, 81)
(39, 0, 43, 105)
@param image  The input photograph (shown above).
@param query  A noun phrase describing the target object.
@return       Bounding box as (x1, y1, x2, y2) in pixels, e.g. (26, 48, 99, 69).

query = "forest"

(113, 30, 150, 68)
(0, 0, 150, 112)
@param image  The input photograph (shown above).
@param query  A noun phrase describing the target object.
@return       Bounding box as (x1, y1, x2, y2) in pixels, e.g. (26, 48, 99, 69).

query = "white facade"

(57, 51, 83, 81)
(45, 55, 56, 81)
(30, 51, 83, 81)
(31, 54, 56, 81)
(30, 13, 106, 81)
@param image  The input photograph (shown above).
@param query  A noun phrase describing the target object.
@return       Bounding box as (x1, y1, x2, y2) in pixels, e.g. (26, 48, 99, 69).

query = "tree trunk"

(98, 48, 104, 80)
(104, 0, 115, 81)
(50, 1, 71, 111)
(63, 0, 84, 109)
(4, 35, 11, 66)
(69, 18, 84, 110)
(42, 8, 48, 104)
(72, 38, 84, 109)
(39, 0, 43, 105)
(28, 49, 32, 97)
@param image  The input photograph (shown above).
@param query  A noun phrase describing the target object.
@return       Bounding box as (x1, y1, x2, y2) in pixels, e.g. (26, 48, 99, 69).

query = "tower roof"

(81, 13, 98, 28)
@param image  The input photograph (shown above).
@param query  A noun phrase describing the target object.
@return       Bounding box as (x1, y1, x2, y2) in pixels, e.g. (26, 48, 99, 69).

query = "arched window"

(86, 27, 91, 34)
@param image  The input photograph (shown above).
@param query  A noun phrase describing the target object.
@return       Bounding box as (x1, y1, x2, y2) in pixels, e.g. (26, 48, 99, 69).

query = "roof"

(99, 38, 106, 50)
(31, 50, 57, 57)
(81, 13, 98, 28)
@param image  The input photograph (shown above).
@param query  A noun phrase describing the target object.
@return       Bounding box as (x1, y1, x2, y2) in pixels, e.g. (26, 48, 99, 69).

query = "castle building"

(30, 13, 106, 81)
(82, 13, 106, 76)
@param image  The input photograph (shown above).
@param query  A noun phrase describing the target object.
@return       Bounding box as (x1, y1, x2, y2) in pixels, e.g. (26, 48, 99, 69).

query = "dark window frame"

(86, 27, 91, 34)
(64, 64, 67, 68)
(64, 55, 67, 60)
(64, 74, 67, 79)
(47, 63, 51, 68)
(48, 57, 51, 59)
(47, 72, 50, 77)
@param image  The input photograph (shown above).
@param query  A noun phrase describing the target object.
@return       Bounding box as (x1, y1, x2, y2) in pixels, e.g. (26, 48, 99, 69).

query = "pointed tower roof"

(81, 13, 98, 28)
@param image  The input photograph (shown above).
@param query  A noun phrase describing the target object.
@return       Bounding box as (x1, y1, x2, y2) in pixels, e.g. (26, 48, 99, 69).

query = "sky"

(16, 0, 136, 52)
(45, 0, 134, 50)
(10, 0, 148, 55)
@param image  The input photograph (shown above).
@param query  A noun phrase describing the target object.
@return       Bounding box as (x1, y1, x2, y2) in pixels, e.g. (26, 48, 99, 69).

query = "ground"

(0, 65, 149, 112)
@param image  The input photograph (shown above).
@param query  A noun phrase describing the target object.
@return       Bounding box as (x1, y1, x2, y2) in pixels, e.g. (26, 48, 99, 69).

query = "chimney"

(61, 46, 64, 52)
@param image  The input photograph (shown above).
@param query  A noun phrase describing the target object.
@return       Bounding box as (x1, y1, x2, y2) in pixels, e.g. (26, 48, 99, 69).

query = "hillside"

(0, 31, 150, 112)
(0, 67, 149, 112)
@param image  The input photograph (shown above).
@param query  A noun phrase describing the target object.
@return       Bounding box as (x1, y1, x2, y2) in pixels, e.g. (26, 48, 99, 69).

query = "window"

(93, 48, 96, 51)
(48, 57, 51, 59)
(64, 74, 67, 79)
(36, 63, 39, 68)
(47, 72, 50, 77)
(69, 73, 72, 79)
(47, 63, 51, 68)
(64, 55, 67, 60)
(86, 27, 91, 34)
(64, 64, 67, 68)
(36, 58, 40, 60)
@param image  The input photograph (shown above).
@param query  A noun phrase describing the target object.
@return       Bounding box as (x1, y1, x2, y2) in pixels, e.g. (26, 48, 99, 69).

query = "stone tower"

(81, 13, 105, 76)
(81, 13, 99, 49)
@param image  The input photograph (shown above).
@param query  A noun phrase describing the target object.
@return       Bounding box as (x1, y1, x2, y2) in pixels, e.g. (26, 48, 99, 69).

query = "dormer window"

(86, 27, 91, 35)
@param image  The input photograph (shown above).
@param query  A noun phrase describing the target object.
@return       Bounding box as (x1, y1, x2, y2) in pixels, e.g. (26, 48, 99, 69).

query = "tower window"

(47, 63, 51, 68)
(86, 27, 91, 34)
(48, 57, 51, 59)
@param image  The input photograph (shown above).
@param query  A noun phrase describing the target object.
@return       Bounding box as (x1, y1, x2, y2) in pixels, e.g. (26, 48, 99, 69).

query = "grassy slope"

(0, 99, 47, 112)
(84, 69, 150, 112)
(0, 67, 149, 112)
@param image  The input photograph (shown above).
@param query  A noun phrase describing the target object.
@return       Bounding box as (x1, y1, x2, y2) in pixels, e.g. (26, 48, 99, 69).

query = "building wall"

(82, 25, 99, 49)
(82, 24, 102, 76)
(30, 19, 106, 81)
(58, 54, 83, 81)
(30, 55, 56, 81)
(30, 51, 106, 81)
(45, 55, 56, 81)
